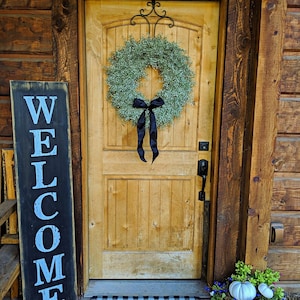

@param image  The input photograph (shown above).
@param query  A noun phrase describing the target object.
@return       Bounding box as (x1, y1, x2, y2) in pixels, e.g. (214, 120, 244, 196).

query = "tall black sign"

(10, 81, 77, 300)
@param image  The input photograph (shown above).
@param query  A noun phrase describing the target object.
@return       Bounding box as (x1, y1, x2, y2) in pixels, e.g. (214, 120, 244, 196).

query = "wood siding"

(0, 0, 83, 295)
(0, 0, 298, 295)
(269, 0, 300, 281)
(0, 1, 54, 147)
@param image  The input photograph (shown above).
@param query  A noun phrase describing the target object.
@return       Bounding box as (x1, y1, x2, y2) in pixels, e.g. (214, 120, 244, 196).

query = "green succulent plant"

(207, 261, 285, 300)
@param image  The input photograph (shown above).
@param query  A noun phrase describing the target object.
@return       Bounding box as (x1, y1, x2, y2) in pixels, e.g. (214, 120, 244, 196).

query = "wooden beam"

(78, 0, 89, 291)
(213, 0, 261, 280)
(244, 0, 286, 270)
(52, 0, 83, 295)
(207, 0, 228, 284)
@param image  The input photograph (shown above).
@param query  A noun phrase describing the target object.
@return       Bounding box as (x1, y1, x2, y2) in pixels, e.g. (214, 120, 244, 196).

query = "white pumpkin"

(229, 281, 257, 300)
(258, 283, 274, 299)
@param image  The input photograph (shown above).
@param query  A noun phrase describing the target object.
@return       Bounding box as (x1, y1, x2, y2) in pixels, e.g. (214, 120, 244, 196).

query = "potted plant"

(206, 261, 285, 300)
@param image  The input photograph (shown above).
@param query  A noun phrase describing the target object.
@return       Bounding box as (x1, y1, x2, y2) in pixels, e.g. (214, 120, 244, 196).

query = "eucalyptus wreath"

(106, 35, 194, 128)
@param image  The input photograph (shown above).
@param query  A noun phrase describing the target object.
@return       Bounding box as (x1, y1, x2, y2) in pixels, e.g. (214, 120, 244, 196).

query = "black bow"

(133, 97, 164, 162)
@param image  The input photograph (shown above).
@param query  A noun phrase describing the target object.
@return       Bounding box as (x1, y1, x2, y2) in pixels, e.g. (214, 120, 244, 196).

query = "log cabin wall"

(269, 0, 300, 282)
(0, 0, 83, 294)
(0, 0, 299, 296)
(0, 0, 53, 149)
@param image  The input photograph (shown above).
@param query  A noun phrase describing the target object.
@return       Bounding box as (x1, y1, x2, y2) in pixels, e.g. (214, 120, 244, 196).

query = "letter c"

(34, 192, 59, 220)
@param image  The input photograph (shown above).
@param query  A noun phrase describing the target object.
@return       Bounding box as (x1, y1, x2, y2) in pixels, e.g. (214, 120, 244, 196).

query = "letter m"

(33, 253, 66, 286)
(24, 96, 57, 125)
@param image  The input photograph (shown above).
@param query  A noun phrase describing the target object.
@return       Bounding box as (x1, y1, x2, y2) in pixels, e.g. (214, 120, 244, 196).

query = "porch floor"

(83, 280, 210, 299)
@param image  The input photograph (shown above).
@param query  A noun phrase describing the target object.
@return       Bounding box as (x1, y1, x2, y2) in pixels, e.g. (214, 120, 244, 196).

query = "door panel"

(85, 0, 219, 279)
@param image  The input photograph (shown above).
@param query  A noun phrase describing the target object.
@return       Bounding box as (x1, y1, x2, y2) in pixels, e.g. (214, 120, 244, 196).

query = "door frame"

(78, 0, 227, 291)
(76, 0, 283, 294)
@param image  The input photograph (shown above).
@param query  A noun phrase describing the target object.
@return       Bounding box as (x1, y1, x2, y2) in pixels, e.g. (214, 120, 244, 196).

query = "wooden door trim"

(78, 0, 89, 293)
(77, 0, 225, 290)
(206, 0, 228, 284)
(84, 0, 218, 280)
(77, 0, 283, 293)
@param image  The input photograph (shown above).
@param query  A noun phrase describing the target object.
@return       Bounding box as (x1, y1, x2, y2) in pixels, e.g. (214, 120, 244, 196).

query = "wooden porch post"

(243, 0, 285, 270)
(52, 0, 84, 295)
(213, 0, 286, 280)
(212, 0, 262, 280)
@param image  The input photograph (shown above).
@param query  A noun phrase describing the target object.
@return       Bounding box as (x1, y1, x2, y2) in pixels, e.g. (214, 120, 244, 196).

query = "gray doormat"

(84, 280, 209, 298)
(92, 297, 200, 300)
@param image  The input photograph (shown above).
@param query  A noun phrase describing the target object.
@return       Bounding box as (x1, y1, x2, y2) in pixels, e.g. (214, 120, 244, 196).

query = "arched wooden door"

(85, 0, 219, 279)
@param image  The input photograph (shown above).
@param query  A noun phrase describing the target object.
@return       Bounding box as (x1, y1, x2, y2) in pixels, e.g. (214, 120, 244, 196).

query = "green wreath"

(106, 36, 194, 128)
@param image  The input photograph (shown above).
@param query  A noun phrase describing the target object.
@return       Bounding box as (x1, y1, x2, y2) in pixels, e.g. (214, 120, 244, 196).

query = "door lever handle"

(198, 159, 208, 201)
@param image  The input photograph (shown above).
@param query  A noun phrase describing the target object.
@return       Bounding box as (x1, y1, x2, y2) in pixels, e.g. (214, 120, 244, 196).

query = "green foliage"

(231, 260, 253, 282)
(206, 261, 285, 300)
(273, 287, 285, 300)
(106, 35, 194, 128)
(252, 268, 280, 286)
(207, 280, 231, 300)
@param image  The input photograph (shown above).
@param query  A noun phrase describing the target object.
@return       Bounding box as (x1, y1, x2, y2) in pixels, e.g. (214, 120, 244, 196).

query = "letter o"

(35, 225, 61, 253)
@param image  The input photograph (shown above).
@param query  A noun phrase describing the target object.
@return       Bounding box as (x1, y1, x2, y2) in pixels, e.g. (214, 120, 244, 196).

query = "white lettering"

(31, 161, 57, 189)
(33, 253, 65, 286)
(22, 90, 73, 298)
(30, 129, 57, 157)
(24, 96, 57, 125)
(35, 225, 61, 253)
(38, 284, 63, 300)
(34, 192, 59, 221)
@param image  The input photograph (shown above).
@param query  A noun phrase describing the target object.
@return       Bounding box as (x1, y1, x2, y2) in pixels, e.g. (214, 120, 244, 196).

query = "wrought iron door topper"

(130, 0, 174, 37)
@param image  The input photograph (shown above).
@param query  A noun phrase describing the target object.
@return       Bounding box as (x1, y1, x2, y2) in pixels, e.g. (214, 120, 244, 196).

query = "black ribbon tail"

(136, 109, 147, 162)
(148, 97, 164, 163)
(149, 109, 159, 163)
(133, 97, 164, 163)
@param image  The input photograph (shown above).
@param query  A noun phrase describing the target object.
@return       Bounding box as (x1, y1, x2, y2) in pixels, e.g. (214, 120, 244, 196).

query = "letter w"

(33, 253, 66, 286)
(24, 96, 57, 125)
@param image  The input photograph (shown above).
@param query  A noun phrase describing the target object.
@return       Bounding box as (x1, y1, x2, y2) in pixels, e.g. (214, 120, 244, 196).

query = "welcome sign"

(10, 81, 77, 300)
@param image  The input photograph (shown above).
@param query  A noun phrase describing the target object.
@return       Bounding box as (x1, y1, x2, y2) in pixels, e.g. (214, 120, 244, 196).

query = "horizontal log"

(0, 13, 52, 53)
(0, 100, 12, 137)
(284, 12, 300, 51)
(0, 59, 55, 95)
(268, 247, 300, 280)
(0, 0, 52, 9)
(270, 212, 300, 246)
(287, 0, 300, 7)
(273, 174, 300, 211)
(273, 136, 300, 172)
(0, 137, 12, 149)
(281, 57, 300, 94)
(277, 98, 300, 134)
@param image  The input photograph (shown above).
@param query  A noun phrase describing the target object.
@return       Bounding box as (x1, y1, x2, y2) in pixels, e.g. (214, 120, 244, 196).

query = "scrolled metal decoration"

(130, 0, 174, 36)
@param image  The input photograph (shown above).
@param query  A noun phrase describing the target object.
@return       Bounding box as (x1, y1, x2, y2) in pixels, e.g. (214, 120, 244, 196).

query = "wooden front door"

(85, 0, 219, 279)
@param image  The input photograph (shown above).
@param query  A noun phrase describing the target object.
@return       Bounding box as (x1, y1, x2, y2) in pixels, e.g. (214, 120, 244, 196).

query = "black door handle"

(197, 159, 208, 201)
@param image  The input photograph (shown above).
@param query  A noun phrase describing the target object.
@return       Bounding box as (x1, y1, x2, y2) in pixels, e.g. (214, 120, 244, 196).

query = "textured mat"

(93, 297, 199, 300)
